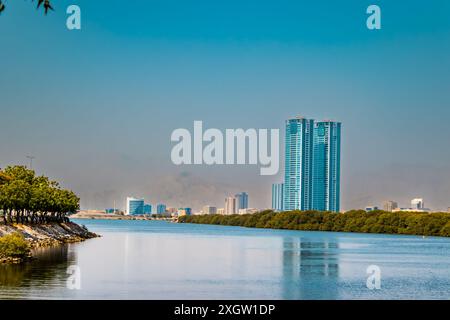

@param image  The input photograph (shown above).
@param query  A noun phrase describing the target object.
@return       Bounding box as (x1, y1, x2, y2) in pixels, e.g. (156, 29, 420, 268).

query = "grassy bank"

(0, 232, 31, 264)
(179, 210, 450, 237)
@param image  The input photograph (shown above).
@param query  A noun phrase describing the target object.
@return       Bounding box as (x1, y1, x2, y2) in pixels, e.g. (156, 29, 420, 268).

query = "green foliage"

(180, 210, 450, 237)
(0, 166, 80, 224)
(0, 232, 31, 259)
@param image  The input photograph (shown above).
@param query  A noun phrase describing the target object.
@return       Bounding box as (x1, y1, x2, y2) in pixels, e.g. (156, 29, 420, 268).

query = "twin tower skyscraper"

(272, 116, 341, 213)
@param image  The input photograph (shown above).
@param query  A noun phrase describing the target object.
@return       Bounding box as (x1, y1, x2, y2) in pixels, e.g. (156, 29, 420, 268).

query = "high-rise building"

(126, 197, 144, 215)
(156, 204, 166, 214)
(313, 121, 341, 212)
(284, 117, 315, 211)
(217, 208, 225, 215)
(411, 198, 424, 210)
(272, 183, 284, 211)
(383, 200, 398, 212)
(282, 116, 341, 212)
(225, 197, 237, 215)
(143, 204, 152, 214)
(202, 206, 217, 215)
(235, 192, 249, 210)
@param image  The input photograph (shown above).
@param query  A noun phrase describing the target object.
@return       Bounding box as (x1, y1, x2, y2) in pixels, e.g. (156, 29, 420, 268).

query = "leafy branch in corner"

(0, 0, 54, 15)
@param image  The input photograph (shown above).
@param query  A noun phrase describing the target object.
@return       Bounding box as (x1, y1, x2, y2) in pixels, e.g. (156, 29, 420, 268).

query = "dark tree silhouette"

(0, 0, 54, 15)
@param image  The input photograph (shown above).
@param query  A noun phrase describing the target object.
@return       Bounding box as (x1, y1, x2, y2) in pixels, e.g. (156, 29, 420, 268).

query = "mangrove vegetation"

(179, 209, 450, 237)
(0, 166, 79, 224)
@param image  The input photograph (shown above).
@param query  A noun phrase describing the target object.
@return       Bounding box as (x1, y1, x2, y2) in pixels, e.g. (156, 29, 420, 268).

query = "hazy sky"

(1, 0, 450, 211)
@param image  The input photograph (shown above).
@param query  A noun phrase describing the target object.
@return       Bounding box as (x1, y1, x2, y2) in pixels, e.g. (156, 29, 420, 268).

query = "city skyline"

(1, 1, 450, 211)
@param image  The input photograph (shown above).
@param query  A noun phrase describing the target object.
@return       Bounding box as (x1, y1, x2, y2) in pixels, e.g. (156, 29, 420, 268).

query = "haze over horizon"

(1, 0, 449, 211)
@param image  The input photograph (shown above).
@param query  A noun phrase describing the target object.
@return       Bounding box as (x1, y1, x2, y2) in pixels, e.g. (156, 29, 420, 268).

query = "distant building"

(166, 207, 178, 214)
(202, 206, 217, 215)
(126, 197, 144, 215)
(235, 192, 249, 210)
(156, 204, 166, 214)
(411, 198, 424, 210)
(272, 183, 284, 211)
(238, 208, 259, 215)
(383, 201, 398, 212)
(143, 204, 152, 215)
(448, 207, 450, 213)
(105, 208, 121, 214)
(389, 198, 431, 212)
(217, 208, 225, 215)
(392, 208, 430, 213)
(365, 206, 379, 212)
(177, 208, 192, 216)
(225, 197, 237, 215)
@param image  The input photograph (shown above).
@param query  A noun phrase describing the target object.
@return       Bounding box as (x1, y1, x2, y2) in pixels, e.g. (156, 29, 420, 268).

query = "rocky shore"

(0, 222, 99, 264)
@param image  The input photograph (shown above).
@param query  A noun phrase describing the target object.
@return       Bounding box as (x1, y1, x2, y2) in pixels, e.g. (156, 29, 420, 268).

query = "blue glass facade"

(235, 192, 249, 210)
(313, 121, 341, 212)
(128, 199, 144, 215)
(156, 204, 166, 214)
(283, 117, 314, 211)
(143, 204, 152, 214)
(272, 183, 284, 211)
(283, 117, 341, 212)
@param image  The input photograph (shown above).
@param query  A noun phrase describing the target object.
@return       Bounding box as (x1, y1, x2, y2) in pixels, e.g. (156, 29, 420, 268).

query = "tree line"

(179, 209, 450, 237)
(0, 166, 79, 224)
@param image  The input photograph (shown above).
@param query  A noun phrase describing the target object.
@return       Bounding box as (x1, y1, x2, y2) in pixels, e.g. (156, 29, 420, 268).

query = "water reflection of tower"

(281, 237, 339, 299)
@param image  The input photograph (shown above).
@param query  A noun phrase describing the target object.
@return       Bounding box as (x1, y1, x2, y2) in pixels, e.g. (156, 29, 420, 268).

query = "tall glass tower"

(235, 192, 249, 210)
(313, 121, 341, 212)
(283, 117, 315, 211)
(272, 183, 284, 211)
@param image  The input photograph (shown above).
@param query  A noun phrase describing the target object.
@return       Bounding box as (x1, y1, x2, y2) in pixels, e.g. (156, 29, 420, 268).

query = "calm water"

(1, 219, 450, 300)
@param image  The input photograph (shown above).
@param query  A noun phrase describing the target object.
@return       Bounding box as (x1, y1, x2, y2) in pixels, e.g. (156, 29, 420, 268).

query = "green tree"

(0, 165, 80, 224)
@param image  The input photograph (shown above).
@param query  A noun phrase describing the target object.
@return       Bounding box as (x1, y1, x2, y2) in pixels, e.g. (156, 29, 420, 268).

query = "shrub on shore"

(179, 210, 450, 237)
(0, 232, 31, 260)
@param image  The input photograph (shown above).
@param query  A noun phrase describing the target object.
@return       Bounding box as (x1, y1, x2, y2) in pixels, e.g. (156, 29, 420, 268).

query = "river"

(1, 219, 449, 299)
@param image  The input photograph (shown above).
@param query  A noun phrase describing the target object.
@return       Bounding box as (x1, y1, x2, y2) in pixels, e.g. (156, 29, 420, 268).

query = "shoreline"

(0, 221, 99, 264)
(70, 213, 176, 222)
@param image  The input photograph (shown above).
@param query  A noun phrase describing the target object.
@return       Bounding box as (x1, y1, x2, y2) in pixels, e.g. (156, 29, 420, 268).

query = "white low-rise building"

(238, 208, 259, 215)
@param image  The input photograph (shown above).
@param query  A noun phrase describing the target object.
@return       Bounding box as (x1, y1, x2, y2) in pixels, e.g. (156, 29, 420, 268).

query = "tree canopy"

(0, 166, 79, 224)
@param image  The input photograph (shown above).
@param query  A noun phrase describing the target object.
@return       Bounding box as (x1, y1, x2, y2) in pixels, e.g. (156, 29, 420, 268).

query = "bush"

(0, 232, 31, 259)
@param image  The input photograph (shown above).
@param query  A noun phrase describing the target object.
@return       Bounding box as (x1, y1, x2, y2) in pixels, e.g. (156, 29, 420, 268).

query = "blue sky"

(1, 0, 450, 211)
